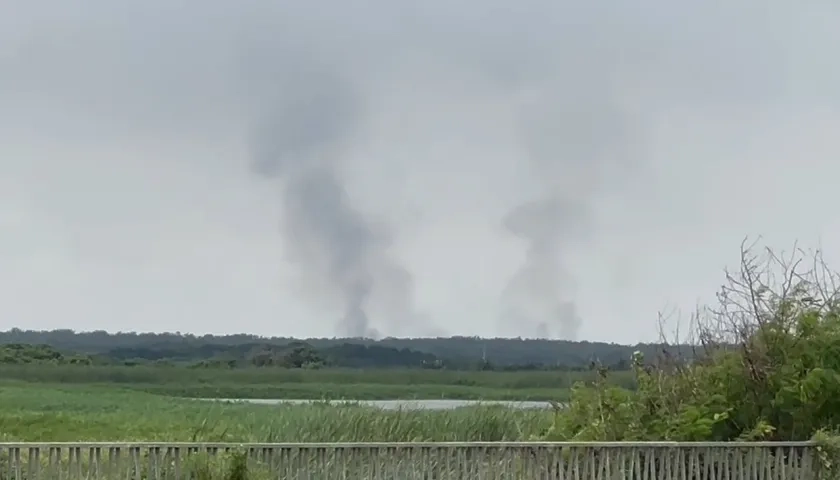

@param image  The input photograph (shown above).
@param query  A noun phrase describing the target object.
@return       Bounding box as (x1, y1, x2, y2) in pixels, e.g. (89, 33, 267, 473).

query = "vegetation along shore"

(1, 243, 839, 457)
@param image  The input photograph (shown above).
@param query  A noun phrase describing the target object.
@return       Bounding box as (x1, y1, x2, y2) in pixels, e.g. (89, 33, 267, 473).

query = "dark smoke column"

(500, 83, 641, 340)
(248, 76, 386, 338)
(501, 196, 587, 340)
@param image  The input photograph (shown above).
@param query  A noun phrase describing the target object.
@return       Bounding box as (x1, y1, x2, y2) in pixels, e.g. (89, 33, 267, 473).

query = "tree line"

(0, 329, 677, 370)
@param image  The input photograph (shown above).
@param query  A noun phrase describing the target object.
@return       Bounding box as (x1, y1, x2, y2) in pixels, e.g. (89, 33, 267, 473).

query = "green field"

(0, 365, 616, 443)
(0, 365, 634, 400)
(0, 385, 550, 442)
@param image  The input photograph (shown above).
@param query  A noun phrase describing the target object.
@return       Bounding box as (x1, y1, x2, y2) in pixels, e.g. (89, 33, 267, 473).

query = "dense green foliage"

(0, 329, 673, 370)
(549, 243, 840, 445)
(0, 343, 93, 365)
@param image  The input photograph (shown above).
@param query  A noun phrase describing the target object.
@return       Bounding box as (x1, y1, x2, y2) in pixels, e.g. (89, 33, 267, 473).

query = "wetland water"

(210, 399, 554, 410)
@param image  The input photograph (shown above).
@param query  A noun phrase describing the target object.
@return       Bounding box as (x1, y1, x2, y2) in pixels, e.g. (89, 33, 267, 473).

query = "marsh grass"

(0, 365, 634, 399)
(0, 385, 550, 442)
(135, 382, 569, 401)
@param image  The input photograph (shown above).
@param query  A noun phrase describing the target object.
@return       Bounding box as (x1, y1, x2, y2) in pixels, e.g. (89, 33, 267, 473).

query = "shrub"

(547, 239, 840, 443)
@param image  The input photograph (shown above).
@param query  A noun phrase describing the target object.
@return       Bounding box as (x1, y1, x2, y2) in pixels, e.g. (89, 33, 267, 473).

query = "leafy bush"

(547, 239, 840, 443)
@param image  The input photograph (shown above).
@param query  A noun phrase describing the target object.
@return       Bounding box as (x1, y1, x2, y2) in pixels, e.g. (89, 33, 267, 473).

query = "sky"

(1, 1, 839, 343)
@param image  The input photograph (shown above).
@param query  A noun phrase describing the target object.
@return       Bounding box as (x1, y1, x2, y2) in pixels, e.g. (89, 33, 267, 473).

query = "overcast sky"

(1, 1, 839, 343)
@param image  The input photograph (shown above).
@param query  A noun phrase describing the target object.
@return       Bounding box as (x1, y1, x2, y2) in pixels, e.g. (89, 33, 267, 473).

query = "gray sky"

(1, 1, 839, 342)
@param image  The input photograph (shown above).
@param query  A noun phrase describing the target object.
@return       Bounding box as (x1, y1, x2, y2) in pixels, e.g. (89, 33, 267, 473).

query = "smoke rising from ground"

(248, 70, 419, 338)
(498, 70, 644, 339)
(2, 2, 839, 340)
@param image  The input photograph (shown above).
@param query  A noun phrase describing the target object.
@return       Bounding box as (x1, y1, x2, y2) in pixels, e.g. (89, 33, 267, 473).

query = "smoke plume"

(248, 71, 413, 338)
(500, 83, 641, 340)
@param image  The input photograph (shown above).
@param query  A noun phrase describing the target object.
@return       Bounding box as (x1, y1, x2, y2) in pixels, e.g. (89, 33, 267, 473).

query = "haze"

(1, 1, 839, 342)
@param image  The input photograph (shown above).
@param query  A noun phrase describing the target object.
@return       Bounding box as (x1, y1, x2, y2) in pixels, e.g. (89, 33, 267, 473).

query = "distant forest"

(0, 329, 688, 371)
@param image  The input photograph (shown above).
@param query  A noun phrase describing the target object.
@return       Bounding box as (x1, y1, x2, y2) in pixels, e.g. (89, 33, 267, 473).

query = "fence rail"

(0, 441, 819, 479)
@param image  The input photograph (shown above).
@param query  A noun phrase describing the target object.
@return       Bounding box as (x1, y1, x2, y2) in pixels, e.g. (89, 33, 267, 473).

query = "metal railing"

(0, 441, 818, 479)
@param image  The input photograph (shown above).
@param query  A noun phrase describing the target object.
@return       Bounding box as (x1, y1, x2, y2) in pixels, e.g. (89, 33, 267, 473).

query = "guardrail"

(0, 441, 818, 479)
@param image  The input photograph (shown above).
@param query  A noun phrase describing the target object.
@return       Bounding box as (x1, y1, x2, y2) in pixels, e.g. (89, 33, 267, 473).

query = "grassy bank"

(0, 364, 634, 388)
(0, 365, 632, 400)
(0, 385, 550, 442)
(134, 382, 568, 401)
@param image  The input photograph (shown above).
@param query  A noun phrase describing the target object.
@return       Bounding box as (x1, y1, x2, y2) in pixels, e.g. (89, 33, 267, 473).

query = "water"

(209, 398, 554, 411)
